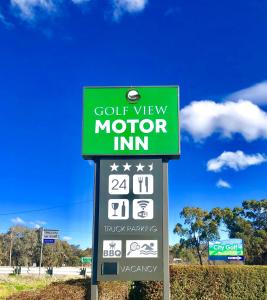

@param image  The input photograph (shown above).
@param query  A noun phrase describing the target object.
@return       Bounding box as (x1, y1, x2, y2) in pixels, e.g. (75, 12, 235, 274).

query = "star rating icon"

(109, 162, 153, 172)
(136, 163, 145, 172)
(110, 162, 119, 172)
(123, 162, 132, 171)
(148, 163, 153, 171)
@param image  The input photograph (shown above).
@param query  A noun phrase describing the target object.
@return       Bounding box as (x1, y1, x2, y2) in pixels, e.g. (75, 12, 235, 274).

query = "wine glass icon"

(112, 202, 119, 216)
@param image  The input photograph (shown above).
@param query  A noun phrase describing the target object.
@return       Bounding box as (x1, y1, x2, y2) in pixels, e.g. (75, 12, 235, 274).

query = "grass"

(0, 275, 64, 299)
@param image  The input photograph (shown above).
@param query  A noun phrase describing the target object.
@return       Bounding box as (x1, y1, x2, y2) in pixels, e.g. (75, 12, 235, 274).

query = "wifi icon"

(133, 199, 154, 220)
(138, 200, 150, 210)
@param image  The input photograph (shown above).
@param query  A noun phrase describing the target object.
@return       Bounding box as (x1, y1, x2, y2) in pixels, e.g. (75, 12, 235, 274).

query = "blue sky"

(0, 0, 267, 248)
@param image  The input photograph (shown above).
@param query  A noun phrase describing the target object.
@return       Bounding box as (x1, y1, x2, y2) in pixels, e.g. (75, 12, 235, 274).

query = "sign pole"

(91, 161, 99, 300)
(163, 161, 170, 299)
(39, 227, 44, 276)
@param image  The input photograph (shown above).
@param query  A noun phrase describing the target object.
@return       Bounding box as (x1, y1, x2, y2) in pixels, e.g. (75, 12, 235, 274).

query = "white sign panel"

(132, 199, 153, 219)
(126, 240, 158, 258)
(108, 199, 129, 220)
(43, 230, 59, 240)
(109, 174, 129, 194)
(103, 240, 122, 258)
(133, 174, 153, 194)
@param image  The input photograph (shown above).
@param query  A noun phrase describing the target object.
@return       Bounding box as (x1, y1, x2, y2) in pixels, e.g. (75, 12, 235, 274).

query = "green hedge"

(5, 266, 266, 299)
(98, 280, 131, 300)
(132, 265, 267, 300)
(97, 265, 267, 300)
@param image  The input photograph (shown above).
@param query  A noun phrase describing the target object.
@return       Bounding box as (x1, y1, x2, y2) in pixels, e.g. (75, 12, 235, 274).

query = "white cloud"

(207, 151, 267, 172)
(11, 217, 25, 224)
(63, 236, 72, 241)
(226, 80, 267, 105)
(216, 179, 231, 189)
(112, 0, 148, 19)
(10, 0, 56, 20)
(29, 220, 47, 228)
(181, 100, 267, 142)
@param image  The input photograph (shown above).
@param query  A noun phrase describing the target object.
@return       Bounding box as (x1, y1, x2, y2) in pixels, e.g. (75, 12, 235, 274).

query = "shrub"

(133, 265, 267, 300)
(98, 281, 131, 300)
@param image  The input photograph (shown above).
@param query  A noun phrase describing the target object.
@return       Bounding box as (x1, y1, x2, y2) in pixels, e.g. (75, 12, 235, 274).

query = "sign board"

(95, 158, 164, 281)
(209, 239, 244, 261)
(43, 230, 59, 240)
(43, 239, 55, 244)
(82, 86, 179, 159)
(81, 257, 92, 264)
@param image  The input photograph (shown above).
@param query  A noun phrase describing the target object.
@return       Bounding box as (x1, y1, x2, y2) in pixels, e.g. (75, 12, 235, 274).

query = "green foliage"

(211, 199, 267, 264)
(0, 226, 91, 267)
(3, 266, 267, 300)
(173, 199, 267, 265)
(169, 244, 198, 264)
(0, 275, 57, 299)
(173, 207, 220, 265)
(132, 265, 267, 300)
(98, 281, 131, 300)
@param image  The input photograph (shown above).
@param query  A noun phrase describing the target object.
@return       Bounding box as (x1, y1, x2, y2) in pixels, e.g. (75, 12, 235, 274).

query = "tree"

(173, 207, 220, 265)
(0, 233, 10, 265)
(169, 243, 198, 264)
(9, 226, 40, 266)
(0, 225, 92, 267)
(211, 199, 267, 264)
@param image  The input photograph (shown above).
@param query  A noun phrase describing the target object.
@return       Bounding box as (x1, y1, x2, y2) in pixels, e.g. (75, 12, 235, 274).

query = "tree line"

(172, 199, 267, 265)
(0, 199, 266, 267)
(0, 226, 91, 267)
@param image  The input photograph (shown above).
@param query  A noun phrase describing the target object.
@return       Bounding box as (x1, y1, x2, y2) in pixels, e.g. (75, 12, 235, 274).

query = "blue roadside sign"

(43, 239, 55, 244)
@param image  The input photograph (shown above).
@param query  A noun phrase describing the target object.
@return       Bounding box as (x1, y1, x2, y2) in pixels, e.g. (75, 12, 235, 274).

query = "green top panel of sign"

(82, 86, 180, 158)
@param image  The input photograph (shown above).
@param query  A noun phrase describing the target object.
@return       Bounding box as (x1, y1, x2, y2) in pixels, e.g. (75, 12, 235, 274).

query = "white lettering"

(94, 107, 103, 116)
(114, 136, 148, 151)
(135, 136, 148, 150)
(120, 265, 158, 273)
(127, 119, 139, 133)
(114, 137, 119, 150)
(156, 119, 167, 133)
(155, 106, 168, 115)
(120, 136, 133, 150)
(112, 120, 127, 134)
(140, 119, 154, 133)
(95, 120, 110, 133)
(133, 106, 143, 115)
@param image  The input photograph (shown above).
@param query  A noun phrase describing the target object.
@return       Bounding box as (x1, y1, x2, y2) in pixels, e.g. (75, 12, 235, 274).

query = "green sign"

(209, 239, 244, 261)
(81, 257, 92, 264)
(82, 86, 179, 158)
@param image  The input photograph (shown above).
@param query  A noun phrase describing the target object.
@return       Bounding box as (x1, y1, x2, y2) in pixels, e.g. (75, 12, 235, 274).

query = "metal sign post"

(39, 228, 59, 276)
(39, 228, 44, 276)
(163, 161, 170, 299)
(91, 162, 99, 300)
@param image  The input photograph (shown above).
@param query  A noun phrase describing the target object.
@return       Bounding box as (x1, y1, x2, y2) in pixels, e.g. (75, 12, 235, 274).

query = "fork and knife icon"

(138, 176, 149, 193)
